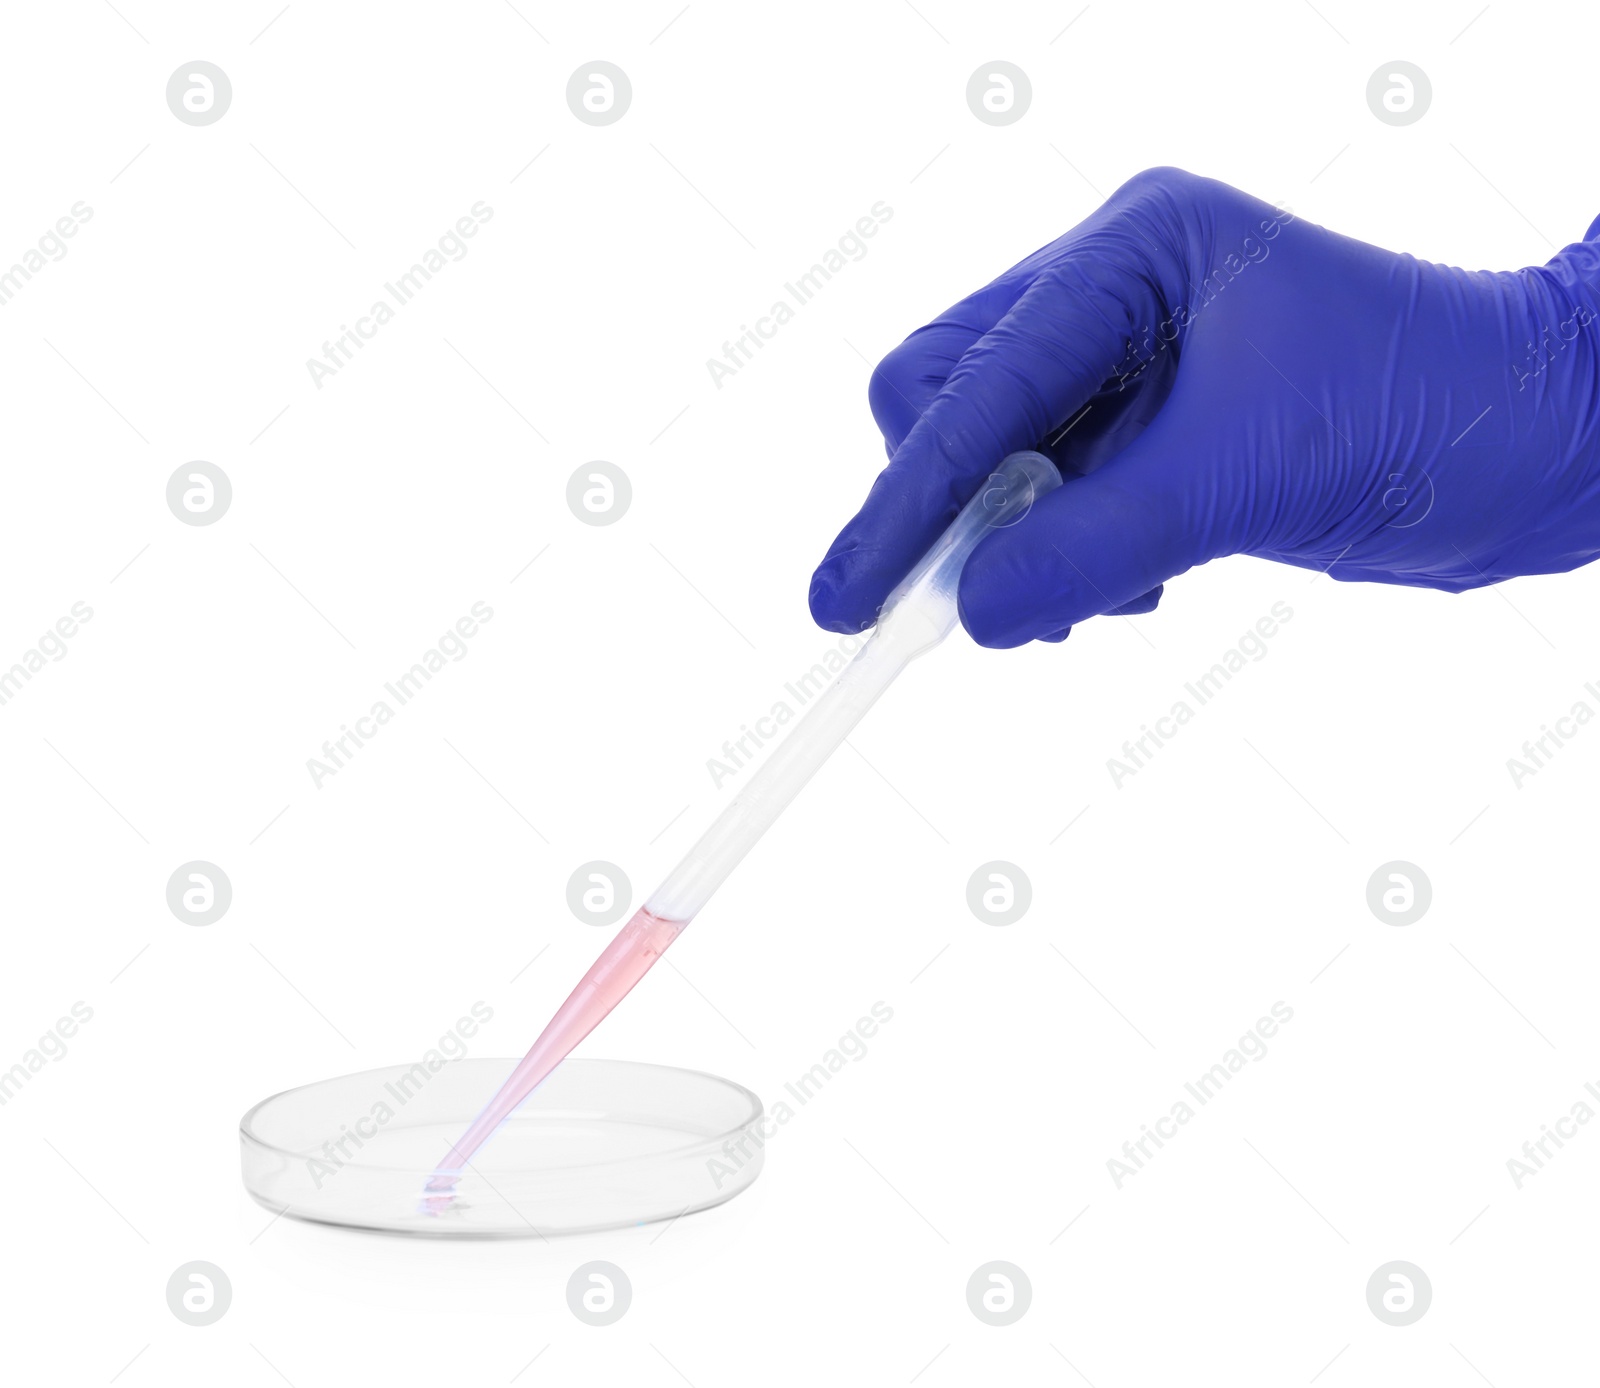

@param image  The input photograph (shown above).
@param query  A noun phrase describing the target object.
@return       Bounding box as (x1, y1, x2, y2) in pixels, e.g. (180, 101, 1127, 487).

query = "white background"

(2, 0, 1597, 1383)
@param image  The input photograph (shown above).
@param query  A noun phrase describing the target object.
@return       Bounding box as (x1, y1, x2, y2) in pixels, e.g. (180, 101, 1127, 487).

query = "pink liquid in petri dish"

(423, 906, 688, 1208)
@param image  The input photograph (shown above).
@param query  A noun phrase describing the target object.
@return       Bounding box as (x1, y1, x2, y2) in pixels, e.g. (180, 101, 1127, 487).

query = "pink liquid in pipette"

(423, 906, 688, 1207)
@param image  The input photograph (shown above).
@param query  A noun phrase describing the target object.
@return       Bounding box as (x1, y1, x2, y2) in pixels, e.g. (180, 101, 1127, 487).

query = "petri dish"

(240, 1057, 765, 1237)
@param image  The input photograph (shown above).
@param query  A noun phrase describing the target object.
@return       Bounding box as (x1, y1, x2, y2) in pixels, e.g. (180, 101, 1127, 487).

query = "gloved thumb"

(956, 422, 1228, 647)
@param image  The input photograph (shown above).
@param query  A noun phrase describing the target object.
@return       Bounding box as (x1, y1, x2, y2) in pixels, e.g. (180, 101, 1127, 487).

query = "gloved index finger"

(810, 264, 1162, 633)
(866, 268, 1048, 454)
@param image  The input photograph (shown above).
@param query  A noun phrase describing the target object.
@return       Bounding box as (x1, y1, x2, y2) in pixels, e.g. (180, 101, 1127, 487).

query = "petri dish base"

(240, 1057, 765, 1237)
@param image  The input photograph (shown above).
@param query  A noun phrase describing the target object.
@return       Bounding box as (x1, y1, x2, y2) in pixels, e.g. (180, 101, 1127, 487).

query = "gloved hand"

(808, 166, 1600, 646)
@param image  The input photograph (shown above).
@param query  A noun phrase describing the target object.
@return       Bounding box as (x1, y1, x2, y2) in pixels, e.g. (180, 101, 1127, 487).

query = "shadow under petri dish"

(240, 1057, 765, 1237)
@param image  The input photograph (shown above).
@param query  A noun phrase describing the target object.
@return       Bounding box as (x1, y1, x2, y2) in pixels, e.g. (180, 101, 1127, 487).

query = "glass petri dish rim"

(239, 1057, 766, 1177)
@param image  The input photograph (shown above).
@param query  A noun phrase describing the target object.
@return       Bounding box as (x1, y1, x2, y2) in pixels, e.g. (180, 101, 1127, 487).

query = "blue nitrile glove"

(808, 166, 1600, 646)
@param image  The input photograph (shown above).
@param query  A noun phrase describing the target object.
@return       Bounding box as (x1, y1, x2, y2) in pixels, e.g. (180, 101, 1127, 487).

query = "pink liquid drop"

(423, 906, 688, 1207)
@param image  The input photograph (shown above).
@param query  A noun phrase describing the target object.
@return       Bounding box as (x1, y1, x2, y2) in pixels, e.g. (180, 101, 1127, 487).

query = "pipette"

(424, 450, 1062, 1200)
